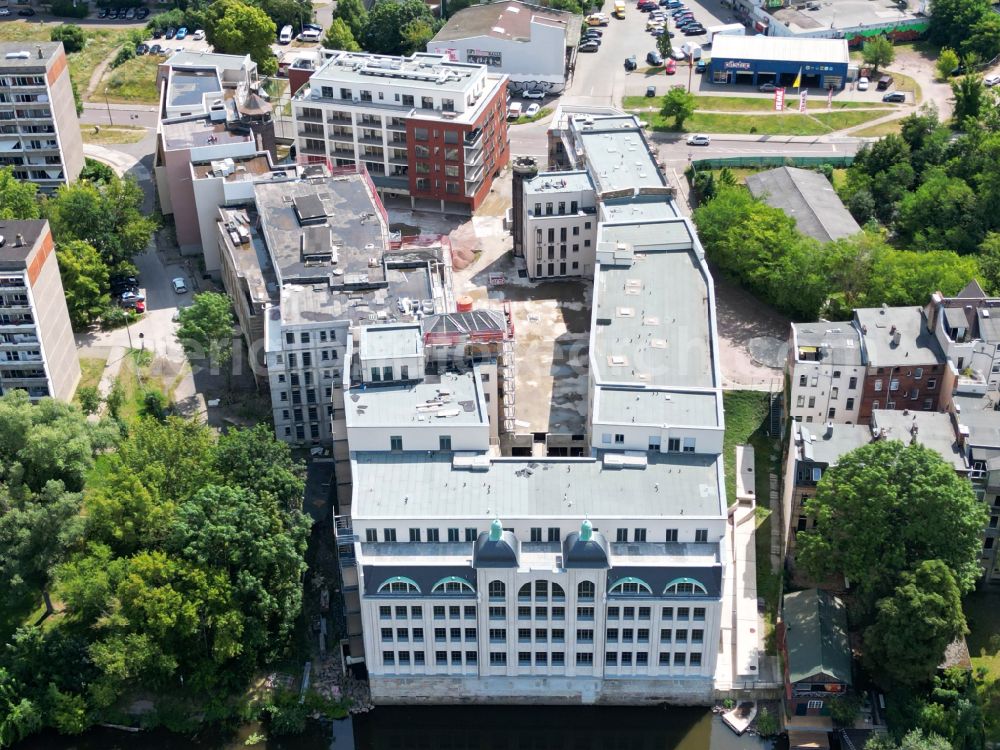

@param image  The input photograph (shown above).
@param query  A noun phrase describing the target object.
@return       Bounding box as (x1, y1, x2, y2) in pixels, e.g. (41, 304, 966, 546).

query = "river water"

(14, 705, 776, 750)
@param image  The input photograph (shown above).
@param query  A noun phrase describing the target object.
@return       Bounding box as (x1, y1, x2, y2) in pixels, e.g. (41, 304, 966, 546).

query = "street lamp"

(104, 86, 113, 126)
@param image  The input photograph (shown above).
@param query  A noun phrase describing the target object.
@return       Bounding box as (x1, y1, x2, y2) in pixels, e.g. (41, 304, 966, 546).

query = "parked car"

(882, 91, 906, 102)
(193, 29, 205, 40)
(135, 300, 145, 314)
(98, 7, 108, 17)
(149, 43, 163, 54)
(152, 29, 163, 38)
(670, 48, 686, 59)
(299, 29, 321, 42)
(583, 30, 602, 39)
(686, 133, 711, 146)
(651, 27, 666, 35)
(135, 43, 149, 55)
(578, 40, 600, 52)
(759, 82, 777, 92)
(646, 50, 662, 66)
(0, 7, 11, 14)
(683, 25, 705, 34)
(950, 64, 966, 76)
(695, 59, 706, 73)
(136, 7, 149, 18)
(525, 103, 540, 117)
(522, 89, 546, 99)
(17, 8, 36, 16)
(875, 74, 893, 90)
(665, 58, 677, 74)
(646, 85, 656, 96)
(986, 74, 1000, 87)
(108, 8, 119, 18)
(584, 27, 603, 36)
(624, 55, 637, 70)
(165, 27, 176, 39)
(857, 76, 869, 91)
(303, 22, 323, 32)
(176, 27, 188, 39)
(172, 277, 188, 294)
(125, 7, 135, 19)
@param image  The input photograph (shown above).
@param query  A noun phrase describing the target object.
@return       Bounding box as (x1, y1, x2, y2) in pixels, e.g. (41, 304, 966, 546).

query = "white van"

(507, 101, 523, 119)
(299, 28, 321, 42)
(279, 25, 294, 44)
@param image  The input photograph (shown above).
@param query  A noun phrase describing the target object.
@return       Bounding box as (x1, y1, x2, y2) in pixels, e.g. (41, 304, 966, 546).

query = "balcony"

(329, 130, 354, 143)
(465, 162, 485, 183)
(330, 146, 355, 159)
(387, 119, 407, 132)
(300, 143, 326, 156)
(326, 112, 352, 125)
(358, 134, 384, 146)
(298, 126, 325, 138)
(296, 110, 323, 124)
(464, 128, 483, 146)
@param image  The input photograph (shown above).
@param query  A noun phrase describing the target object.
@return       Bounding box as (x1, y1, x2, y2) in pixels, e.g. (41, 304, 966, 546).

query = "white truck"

(706, 23, 745, 46)
(681, 42, 703, 61)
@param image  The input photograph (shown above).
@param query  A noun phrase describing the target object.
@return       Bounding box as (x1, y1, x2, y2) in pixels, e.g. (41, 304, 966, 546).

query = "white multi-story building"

(291, 50, 510, 213)
(0, 42, 84, 191)
(787, 322, 865, 425)
(521, 171, 598, 279)
(334, 111, 746, 705)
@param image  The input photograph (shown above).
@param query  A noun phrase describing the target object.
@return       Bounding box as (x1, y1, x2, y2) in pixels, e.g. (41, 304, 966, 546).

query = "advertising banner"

(774, 87, 785, 111)
(467, 49, 502, 67)
(798, 89, 808, 112)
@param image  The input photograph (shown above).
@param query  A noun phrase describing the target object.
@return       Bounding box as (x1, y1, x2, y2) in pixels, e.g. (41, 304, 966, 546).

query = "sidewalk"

(82, 143, 152, 183)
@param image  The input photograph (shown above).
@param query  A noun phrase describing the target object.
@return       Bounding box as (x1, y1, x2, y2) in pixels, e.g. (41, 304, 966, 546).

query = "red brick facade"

(856, 362, 946, 421)
(404, 83, 509, 211)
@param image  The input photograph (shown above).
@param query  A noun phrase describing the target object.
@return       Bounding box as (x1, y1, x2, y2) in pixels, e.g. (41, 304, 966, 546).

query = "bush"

(141, 389, 168, 422)
(830, 694, 863, 727)
(50, 0, 90, 18)
(50, 24, 87, 53)
(77, 386, 102, 415)
(755, 706, 779, 737)
(80, 159, 115, 184)
(263, 690, 308, 736)
(110, 45, 134, 69)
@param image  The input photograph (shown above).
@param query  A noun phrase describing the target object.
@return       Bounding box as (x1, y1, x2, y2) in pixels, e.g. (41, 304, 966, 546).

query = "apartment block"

(787, 322, 864, 425)
(521, 171, 598, 279)
(0, 221, 80, 402)
(153, 51, 274, 264)
(0, 42, 83, 191)
(292, 51, 509, 213)
(332, 111, 752, 705)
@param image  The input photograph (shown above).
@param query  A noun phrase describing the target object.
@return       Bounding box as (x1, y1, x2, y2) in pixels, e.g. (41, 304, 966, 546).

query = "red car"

(135, 300, 145, 314)
(665, 58, 677, 74)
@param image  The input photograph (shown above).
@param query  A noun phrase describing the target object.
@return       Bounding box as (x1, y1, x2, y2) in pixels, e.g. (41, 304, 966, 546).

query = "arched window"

(431, 576, 475, 595)
(488, 580, 506, 600)
(578, 581, 595, 601)
(377, 576, 421, 594)
(663, 577, 708, 596)
(609, 577, 652, 596)
(552, 582, 565, 601)
(535, 580, 548, 600)
(518, 582, 532, 601)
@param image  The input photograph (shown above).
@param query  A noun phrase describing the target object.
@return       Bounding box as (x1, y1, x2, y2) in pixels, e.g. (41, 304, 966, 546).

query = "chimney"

(892, 330, 902, 347)
(825, 422, 833, 438)
(36, 45, 42, 59)
(14, 233, 24, 247)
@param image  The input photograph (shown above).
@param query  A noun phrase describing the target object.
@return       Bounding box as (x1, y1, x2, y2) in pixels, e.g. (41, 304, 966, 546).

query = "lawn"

(74, 356, 107, 404)
(810, 108, 893, 130)
(0, 21, 135, 99)
(624, 93, 883, 112)
(80, 124, 147, 145)
(966, 589, 1000, 743)
(722, 390, 771, 504)
(100, 54, 161, 104)
(853, 119, 904, 137)
(637, 110, 832, 136)
(513, 107, 553, 125)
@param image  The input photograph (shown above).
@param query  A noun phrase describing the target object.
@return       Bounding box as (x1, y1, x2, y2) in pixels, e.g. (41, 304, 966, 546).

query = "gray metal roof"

(578, 119, 667, 195)
(795, 422, 872, 467)
(563, 530, 610, 569)
(601, 197, 679, 224)
(745, 167, 861, 244)
(594, 387, 720, 428)
(358, 323, 423, 360)
(783, 588, 852, 686)
(592, 227, 716, 389)
(711, 35, 849, 65)
(954, 393, 1000, 450)
(977, 309, 1000, 343)
(872, 410, 967, 472)
(346, 371, 487, 428)
(432, 0, 580, 44)
(854, 306, 944, 367)
(524, 171, 594, 196)
(943, 306, 969, 332)
(0, 220, 46, 268)
(0, 42, 63, 70)
(791, 322, 864, 366)
(473, 530, 521, 568)
(351, 451, 724, 519)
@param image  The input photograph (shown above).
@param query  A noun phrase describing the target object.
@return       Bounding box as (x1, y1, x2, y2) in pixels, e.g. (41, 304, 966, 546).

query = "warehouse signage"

(723, 60, 752, 69)
(467, 49, 503, 66)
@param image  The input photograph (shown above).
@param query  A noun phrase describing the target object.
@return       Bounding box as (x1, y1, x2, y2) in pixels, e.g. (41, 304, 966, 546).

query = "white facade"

(427, 2, 576, 93)
(787, 322, 865, 425)
(522, 172, 598, 279)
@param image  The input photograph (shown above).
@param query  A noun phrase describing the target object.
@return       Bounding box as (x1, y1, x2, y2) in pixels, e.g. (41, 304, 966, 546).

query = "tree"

(952, 72, 986, 127)
(76, 386, 101, 416)
(214, 425, 305, 512)
(656, 29, 672, 61)
(0, 166, 40, 220)
(866, 730, 952, 750)
(979, 232, 1000, 293)
(798, 441, 987, 606)
(864, 560, 967, 687)
(333, 0, 368, 40)
(78, 158, 115, 185)
(176, 291, 235, 378)
(929, 0, 991, 51)
(50, 24, 86, 53)
(964, 12, 1000, 60)
(895, 168, 980, 253)
(56, 240, 110, 330)
(862, 35, 894, 74)
(322, 17, 360, 51)
(43, 175, 156, 269)
(362, 0, 437, 55)
(400, 18, 435, 54)
(936, 47, 960, 81)
(259, 0, 312, 32)
(205, 0, 278, 76)
(660, 87, 695, 129)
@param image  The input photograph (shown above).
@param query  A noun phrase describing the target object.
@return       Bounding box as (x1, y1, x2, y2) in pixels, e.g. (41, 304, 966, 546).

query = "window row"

(382, 650, 475, 667)
(605, 651, 702, 667)
(376, 576, 474, 595)
(532, 201, 584, 216)
(368, 527, 480, 543)
(283, 329, 337, 346)
(379, 605, 476, 619)
(606, 628, 704, 644)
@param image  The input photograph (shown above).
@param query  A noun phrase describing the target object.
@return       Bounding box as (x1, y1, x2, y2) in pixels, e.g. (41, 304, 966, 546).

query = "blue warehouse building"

(708, 36, 850, 91)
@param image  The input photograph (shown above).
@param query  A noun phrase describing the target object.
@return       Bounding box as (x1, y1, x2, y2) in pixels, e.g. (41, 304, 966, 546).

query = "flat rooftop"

(351, 450, 725, 519)
(592, 221, 716, 389)
(524, 170, 594, 196)
(218, 206, 278, 308)
(167, 68, 222, 108)
(192, 154, 286, 181)
(595, 387, 720, 428)
(791, 321, 863, 366)
(577, 118, 667, 195)
(0, 220, 46, 268)
(855, 306, 943, 366)
(163, 49, 252, 73)
(1, 42, 62, 69)
(601, 197, 679, 223)
(954, 394, 1000, 450)
(161, 117, 251, 150)
(346, 371, 487, 428)
(769, 0, 920, 35)
(359, 323, 423, 360)
(795, 421, 871, 467)
(711, 34, 849, 65)
(746, 167, 861, 244)
(309, 51, 484, 94)
(432, 0, 579, 43)
(872, 410, 966, 472)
